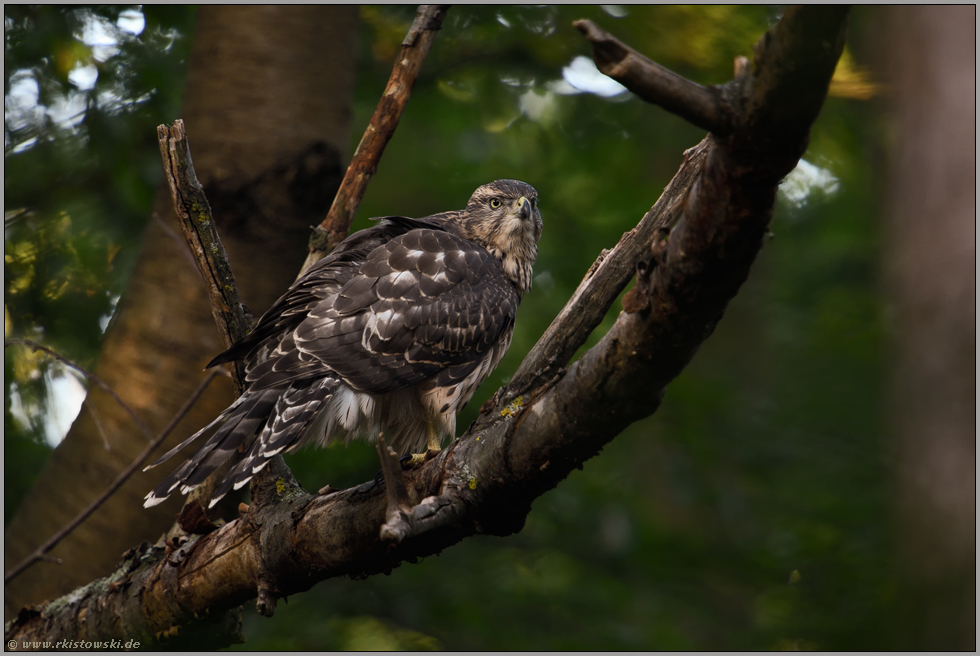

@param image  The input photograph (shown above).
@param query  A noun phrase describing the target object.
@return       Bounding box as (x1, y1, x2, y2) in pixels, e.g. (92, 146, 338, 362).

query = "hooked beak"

(516, 196, 532, 220)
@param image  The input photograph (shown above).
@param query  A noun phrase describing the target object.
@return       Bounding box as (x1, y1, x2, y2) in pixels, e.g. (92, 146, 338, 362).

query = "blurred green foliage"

(5, 5, 897, 650)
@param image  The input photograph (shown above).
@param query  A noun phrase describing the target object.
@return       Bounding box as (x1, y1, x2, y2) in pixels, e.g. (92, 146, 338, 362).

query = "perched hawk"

(144, 180, 542, 508)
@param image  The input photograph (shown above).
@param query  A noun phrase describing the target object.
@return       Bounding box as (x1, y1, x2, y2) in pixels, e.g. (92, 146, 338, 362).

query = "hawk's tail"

(207, 377, 340, 508)
(142, 386, 282, 508)
(143, 377, 344, 509)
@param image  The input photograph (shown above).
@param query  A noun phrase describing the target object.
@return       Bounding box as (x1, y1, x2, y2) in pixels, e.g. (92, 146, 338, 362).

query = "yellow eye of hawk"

(489, 198, 501, 209)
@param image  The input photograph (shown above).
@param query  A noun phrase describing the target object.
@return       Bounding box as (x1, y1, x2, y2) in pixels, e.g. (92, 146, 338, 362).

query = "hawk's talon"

(405, 448, 441, 467)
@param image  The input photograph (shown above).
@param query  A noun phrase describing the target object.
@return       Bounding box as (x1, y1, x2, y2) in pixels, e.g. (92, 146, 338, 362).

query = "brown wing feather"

(145, 180, 539, 510)
(295, 228, 519, 394)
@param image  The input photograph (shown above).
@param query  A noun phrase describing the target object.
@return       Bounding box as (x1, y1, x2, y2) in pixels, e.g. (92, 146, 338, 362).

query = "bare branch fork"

(151, 3, 456, 591)
(5, 5, 849, 647)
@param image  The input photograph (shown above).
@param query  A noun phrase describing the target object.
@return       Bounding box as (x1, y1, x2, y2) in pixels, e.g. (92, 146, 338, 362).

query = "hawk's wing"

(206, 215, 458, 371)
(145, 219, 520, 508)
(244, 225, 520, 395)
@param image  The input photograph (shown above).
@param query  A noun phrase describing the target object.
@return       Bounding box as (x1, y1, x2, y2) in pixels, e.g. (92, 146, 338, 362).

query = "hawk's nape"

(144, 180, 543, 509)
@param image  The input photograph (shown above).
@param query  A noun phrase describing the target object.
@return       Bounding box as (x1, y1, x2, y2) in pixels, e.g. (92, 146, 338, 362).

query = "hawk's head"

(460, 179, 543, 294)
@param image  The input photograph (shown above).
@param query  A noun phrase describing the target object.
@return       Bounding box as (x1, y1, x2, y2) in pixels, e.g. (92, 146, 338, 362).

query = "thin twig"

(302, 4, 451, 272)
(4, 369, 221, 584)
(157, 119, 249, 394)
(85, 399, 112, 451)
(4, 338, 154, 442)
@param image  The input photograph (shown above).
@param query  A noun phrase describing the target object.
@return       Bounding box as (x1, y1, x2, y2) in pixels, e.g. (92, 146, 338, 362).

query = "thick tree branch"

(5, 6, 848, 648)
(157, 120, 250, 393)
(302, 5, 451, 272)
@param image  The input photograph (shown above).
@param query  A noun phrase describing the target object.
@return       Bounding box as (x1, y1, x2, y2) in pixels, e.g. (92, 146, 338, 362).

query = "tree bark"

(5, 7, 849, 647)
(4, 6, 359, 620)
(881, 6, 976, 650)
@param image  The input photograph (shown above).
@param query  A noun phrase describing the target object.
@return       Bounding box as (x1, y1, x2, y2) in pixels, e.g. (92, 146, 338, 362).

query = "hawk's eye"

(489, 198, 502, 209)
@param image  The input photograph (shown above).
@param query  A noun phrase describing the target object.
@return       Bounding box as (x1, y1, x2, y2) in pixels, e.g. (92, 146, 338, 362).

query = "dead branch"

(5, 6, 849, 648)
(157, 120, 250, 393)
(574, 20, 735, 135)
(302, 4, 451, 272)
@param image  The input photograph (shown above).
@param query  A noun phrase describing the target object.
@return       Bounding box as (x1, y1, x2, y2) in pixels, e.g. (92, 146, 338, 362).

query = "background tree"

(5, 4, 359, 618)
(879, 6, 975, 650)
(5, 5, 974, 650)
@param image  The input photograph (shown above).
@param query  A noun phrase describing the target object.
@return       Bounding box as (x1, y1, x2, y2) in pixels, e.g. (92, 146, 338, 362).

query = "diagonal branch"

(507, 140, 708, 397)
(4, 6, 849, 648)
(302, 4, 451, 272)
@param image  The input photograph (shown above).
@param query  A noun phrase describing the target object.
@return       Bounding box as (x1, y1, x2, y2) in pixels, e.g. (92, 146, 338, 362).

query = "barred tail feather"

(207, 378, 338, 508)
(142, 387, 282, 508)
(142, 394, 249, 473)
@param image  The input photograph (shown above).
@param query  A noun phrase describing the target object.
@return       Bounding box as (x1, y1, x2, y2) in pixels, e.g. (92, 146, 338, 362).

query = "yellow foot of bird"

(405, 449, 441, 467)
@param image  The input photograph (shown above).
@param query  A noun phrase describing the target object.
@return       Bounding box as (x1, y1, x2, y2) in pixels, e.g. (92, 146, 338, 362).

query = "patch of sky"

(117, 8, 146, 36)
(5, 71, 42, 130)
(600, 5, 629, 19)
(779, 159, 841, 210)
(519, 89, 559, 124)
(549, 56, 629, 98)
(8, 366, 88, 448)
(68, 63, 100, 91)
(74, 10, 122, 62)
(99, 294, 122, 333)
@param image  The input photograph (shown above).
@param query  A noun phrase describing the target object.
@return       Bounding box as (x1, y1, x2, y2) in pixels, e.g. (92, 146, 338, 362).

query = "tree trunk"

(4, 5, 359, 620)
(881, 5, 976, 650)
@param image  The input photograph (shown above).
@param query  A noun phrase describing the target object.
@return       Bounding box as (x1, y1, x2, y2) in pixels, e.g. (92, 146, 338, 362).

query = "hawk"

(144, 180, 542, 509)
